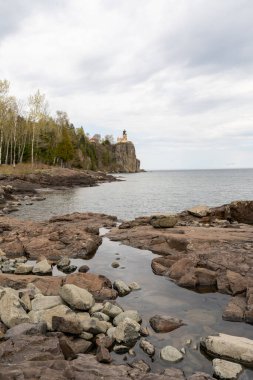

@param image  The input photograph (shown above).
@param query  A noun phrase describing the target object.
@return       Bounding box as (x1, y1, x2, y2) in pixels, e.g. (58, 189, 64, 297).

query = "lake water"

(15, 169, 253, 221)
(14, 169, 253, 378)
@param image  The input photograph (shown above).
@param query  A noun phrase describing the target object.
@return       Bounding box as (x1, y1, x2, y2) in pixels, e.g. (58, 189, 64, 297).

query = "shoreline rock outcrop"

(108, 201, 253, 323)
(0, 212, 117, 261)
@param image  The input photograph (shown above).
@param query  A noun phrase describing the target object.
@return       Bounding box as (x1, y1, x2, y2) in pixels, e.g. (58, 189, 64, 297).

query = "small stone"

(32, 259, 52, 275)
(113, 344, 129, 354)
(61, 265, 77, 274)
(96, 345, 112, 363)
(113, 280, 131, 296)
(129, 282, 141, 290)
(92, 312, 110, 322)
(114, 318, 141, 346)
(78, 265, 89, 273)
(150, 214, 178, 228)
(129, 348, 136, 356)
(140, 326, 150, 337)
(140, 338, 155, 356)
(213, 358, 243, 379)
(130, 360, 150, 373)
(2, 264, 15, 273)
(163, 368, 185, 379)
(160, 345, 184, 362)
(96, 335, 114, 349)
(80, 332, 93, 340)
(149, 314, 184, 333)
(90, 303, 104, 314)
(59, 336, 77, 360)
(107, 326, 116, 339)
(57, 257, 70, 269)
(81, 318, 111, 334)
(102, 302, 123, 318)
(15, 263, 33, 274)
(188, 205, 210, 217)
(113, 310, 141, 326)
(111, 262, 120, 268)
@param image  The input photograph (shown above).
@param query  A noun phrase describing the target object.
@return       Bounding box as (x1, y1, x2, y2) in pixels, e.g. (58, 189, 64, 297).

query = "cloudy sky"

(0, 0, 253, 170)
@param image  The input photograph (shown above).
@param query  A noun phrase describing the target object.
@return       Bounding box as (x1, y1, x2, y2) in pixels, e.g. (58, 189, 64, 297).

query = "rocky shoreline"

(109, 201, 253, 325)
(0, 167, 117, 215)
(0, 202, 252, 379)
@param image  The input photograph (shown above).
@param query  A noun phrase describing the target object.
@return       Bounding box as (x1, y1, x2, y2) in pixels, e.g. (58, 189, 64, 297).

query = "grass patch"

(0, 163, 52, 175)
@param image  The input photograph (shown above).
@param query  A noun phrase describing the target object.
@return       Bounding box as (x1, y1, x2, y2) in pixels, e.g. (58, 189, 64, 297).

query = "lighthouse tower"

(117, 129, 128, 143)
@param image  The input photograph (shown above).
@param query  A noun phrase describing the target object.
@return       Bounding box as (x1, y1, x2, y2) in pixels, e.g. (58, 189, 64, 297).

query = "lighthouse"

(117, 129, 128, 143)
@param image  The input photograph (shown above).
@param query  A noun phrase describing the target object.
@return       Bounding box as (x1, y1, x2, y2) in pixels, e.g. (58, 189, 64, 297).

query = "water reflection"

(30, 233, 253, 378)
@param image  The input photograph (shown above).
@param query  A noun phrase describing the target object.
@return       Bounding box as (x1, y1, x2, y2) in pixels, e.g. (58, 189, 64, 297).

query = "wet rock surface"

(200, 333, 253, 366)
(108, 201, 253, 322)
(0, 212, 116, 261)
(0, 204, 252, 379)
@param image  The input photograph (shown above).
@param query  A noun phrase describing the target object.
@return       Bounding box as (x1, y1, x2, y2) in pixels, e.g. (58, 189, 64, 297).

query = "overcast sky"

(0, 0, 253, 170)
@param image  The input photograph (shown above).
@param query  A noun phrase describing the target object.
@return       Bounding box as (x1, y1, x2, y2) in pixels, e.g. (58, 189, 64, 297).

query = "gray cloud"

(0, 0, 253, 169)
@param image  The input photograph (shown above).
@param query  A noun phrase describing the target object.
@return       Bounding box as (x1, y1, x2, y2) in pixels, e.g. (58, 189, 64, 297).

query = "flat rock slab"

(0, 212, 116, 261)
(0, 354, 180, 379)
(108, 205, 253, 323)
(201, 333, 253, 366)
(0, 335, 64, 363)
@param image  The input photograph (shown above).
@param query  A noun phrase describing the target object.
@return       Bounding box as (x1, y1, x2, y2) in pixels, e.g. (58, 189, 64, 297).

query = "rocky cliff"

(75, 140, 141, 173)
(111, 141, 140, 173)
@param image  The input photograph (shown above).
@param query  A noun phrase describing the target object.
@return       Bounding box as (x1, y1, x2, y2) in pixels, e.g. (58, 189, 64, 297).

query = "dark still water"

(14, 170, 253, 379)
(16, 168, 253, 221)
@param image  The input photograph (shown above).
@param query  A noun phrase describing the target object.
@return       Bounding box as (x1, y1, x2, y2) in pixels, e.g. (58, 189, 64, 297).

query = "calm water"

(15, 169, 253, 221)
(14, 169, 253, 378)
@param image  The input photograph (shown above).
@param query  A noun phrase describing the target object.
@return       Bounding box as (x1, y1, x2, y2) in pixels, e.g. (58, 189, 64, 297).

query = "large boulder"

(59, 284, 95, 310)
(0, 288, 30, 328)
(113, 280, 131, 296)
(201, 333, 253, 365)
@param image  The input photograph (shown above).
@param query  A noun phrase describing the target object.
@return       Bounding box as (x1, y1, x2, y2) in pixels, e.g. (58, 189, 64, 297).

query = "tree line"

(0, 80, 115, 170)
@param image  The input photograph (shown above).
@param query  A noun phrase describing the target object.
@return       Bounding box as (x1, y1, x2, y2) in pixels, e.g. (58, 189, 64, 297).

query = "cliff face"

(111, 142, 140, 173)
(75, 140, 141, 173)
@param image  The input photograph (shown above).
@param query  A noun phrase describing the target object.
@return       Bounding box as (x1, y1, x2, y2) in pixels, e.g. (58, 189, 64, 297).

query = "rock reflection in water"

(40, 232, 253, 378)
